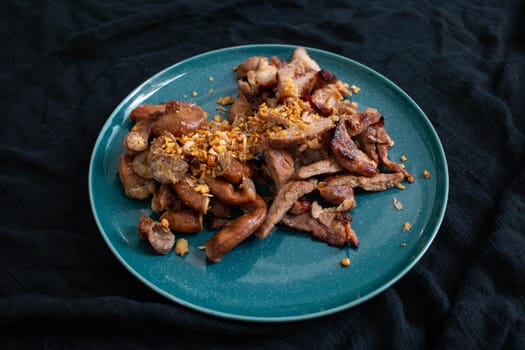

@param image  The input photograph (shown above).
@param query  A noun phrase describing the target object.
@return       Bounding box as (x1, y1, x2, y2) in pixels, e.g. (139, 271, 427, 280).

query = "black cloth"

(1, 0, 524, 348)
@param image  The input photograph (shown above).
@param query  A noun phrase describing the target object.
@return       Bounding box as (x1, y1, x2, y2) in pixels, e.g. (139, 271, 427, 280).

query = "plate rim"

(88, 43, 449, 322)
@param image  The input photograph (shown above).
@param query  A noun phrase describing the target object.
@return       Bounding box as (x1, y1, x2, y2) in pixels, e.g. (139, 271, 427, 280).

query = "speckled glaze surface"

(89, 44, 448, 322)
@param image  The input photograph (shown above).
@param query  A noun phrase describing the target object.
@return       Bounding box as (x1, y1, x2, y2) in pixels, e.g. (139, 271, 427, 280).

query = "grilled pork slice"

(321, 172, 405, 192)
(330, 116, 378, 177)
(281, 210, 357, 247)
(294, 157, 343, 180)
(263, 147, 295, 189)
(268, 117, 334, 149)
(256, 178, 318, 239)
(138, 215, 175, 255)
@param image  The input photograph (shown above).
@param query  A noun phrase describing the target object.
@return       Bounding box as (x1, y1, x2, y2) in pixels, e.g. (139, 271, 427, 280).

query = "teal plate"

(89, 44, 448, 322)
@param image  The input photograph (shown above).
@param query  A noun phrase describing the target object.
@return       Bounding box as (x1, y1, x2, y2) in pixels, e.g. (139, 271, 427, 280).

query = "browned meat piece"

(321, 172, 405, 192)
(318, 184, 355, 207)
(375, 127, 415, 183)
(290, 47, 321, 72)
(119, 154, 156, 200)
(268, 117, 334, 149)
(148, 132, 189, 184)
(317, 208, 358, 247)
(345, 108, 383, 137)
(330, 116, 378, 177)
(151, 184, 184, 214)
(150, 100, 207, 138)
(263, 147, 294, 189)
(237, 56, 278, 89)
(281, 210, 357, 247)
(309, 81, 351, 116)
(207, 198, 234, 218)
(132, 150, 152, 179)
(276, 67, 317, 101)
(355, 125, 380, 163)
(160, 208, 203, 233)
(206, 176, 257, 206)
(288, 199, 312, 215)
(228, 94, 253, 124)
(129, 103, 166, 122)
(124, 118, 154, 154)
(275, 48, 320, 100)
(256, 178, 318, 239)
(294, 157, 343, 180)
(138, 215, 175, 255)
(205, 194, 267, 263)
(215, 152, 255, 185)
(172, 175, 210, 214)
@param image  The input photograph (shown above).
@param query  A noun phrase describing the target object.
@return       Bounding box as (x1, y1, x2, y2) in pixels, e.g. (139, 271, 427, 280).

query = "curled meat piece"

(375, 127, 414, 183)
(206, 176, 257, 206)
(150, 100, 207, 138)
(215, 152, 254, 185)
(160, 208, 203, 233)
(148, 132, 189, 184)
(291, 47, 321, 72)
(321, 172, 405, 192)
(256, 178, 318, 239)
(205, 194, 267, 263)
(330, 116, 378, 177)
(138, 215, 175, 255)
(119, 154, 156, 200)
(172, 175, 210, 214)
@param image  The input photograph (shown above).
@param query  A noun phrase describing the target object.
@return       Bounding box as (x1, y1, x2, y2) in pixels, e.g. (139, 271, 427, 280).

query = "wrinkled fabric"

(1, 0, 524, 348)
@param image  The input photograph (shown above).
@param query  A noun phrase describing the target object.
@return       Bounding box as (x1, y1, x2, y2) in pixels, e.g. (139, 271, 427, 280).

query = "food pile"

(118, 48, 413, 262)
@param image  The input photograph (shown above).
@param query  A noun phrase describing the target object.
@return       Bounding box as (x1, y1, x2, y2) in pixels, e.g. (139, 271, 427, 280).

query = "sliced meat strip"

(294, 157, 343, 180)
(215, 152, 254, 185)
(268, 117, 334, 149)
(375, 126, 415, 183)
(345, 108, 383, 137)
(256, 178, 318, 239)
(321, 172, 405, 192)
(263, 147, 294, 189)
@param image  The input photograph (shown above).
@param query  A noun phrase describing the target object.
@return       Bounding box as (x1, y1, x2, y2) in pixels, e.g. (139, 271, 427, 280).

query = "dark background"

(1, 0, 524, 348)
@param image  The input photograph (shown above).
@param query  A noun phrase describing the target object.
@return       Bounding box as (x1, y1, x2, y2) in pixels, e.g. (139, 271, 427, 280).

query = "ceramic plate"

(89, 44, 448, 322)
